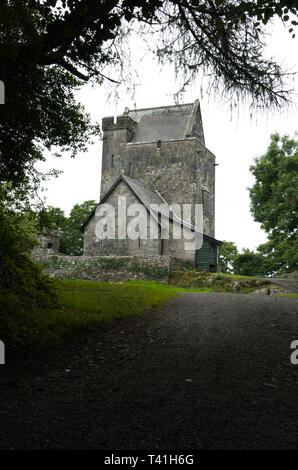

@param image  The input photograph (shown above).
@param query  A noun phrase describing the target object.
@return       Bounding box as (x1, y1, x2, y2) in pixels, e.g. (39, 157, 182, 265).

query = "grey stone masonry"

(82, 175, 198, 260)
(31, 100, 221, 274)
(32, 254, 171, 282)
(81, 99, 220, 269)
(31, 231, 61, 258)
(100, 100, 216, 237)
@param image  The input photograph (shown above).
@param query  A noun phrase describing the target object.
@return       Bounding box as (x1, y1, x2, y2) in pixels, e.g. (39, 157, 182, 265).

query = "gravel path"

(1, 292, 298, 450)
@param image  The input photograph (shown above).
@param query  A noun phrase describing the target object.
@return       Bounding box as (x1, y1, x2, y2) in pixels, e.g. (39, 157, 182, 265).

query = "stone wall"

(31, 232, 60, 258)
(33, 254, 171, 282)
(101, 136, 215, 237)
(83, 178, 199, 260)
(83, 180, 161, 257)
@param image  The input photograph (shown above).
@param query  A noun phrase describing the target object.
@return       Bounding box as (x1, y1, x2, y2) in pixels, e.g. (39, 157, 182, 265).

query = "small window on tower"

(157, 140, 162, 149)
(111, 155, 114, 168)
(203, 190, 211, 214)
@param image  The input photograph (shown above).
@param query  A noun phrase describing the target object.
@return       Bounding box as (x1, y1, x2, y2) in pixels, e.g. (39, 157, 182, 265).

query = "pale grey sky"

(36, 20, 298, 252)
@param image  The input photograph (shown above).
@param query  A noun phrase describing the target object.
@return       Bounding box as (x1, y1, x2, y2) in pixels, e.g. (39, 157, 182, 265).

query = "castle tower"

(82, 99, 221, 271)
(100, 100, 216, 237)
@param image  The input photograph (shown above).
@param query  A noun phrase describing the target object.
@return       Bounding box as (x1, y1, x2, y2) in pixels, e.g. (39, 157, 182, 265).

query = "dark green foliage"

(0, 184, 56, 348)
(249, 133, 298, 234)
(1, 279, 176, 350)
(36, 206, 67, 232)
(0, 61, 98, 186)
(249, 133, 298, 274)
(95, 257, 130, 270)
(219, 240, 239, 273)
(219, 134, 297, 276)
(1, 1, 297, 189)
(257, 233, 298, 275)
(35, 200, 97, 255)
(233, 249, 268, 276)
(60, 200, 98, 256)
(1, 3, 297, 348)
(60, 200, 98, 255)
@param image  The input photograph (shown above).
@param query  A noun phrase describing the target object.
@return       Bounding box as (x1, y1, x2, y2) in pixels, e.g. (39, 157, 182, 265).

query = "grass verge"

(125, 279, 298, 297)
(1, 279, 177, 350)
(169, 270, 270, 293)
(123, 280, 213, 293)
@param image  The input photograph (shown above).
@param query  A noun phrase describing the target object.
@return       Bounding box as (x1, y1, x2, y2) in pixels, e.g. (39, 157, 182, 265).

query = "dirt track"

(1, 292, 298, 450)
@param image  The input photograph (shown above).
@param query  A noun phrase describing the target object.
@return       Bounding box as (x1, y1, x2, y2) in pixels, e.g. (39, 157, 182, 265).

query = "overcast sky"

(36, 20, 298, 252)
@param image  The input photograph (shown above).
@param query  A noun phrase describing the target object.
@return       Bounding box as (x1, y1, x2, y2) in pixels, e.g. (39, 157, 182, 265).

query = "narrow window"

(129, 162, 132, 176)
(111, 155, 114, 168)
(202, 190, 211, 213)
(157, 140, 161, 149)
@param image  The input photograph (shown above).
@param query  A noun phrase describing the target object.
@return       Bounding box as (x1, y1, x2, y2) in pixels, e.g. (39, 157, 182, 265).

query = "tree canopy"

(0, 182, 54, 348)
(249, 133, 298, 274)
(219, 241, 270, 276)
(219, 133, 298, 276)
(60, 200, 98, 256)
(35, 200, 98, 256)
(249, 133, 297, 235)
(218, 240, 238, 273)
(232, 249, 268, 276)
(1, 0, 298, 188)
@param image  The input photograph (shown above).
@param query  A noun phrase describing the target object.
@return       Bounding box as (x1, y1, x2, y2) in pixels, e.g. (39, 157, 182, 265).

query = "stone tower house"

(100, 100, 215, 236)
(82, 100, 221, 271)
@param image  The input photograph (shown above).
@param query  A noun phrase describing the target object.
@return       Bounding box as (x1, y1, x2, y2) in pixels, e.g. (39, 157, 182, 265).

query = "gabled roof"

(126, 99, 205, 144)
(81, 174, 221, 245)
(80, 174, 163, 231)
(121, 174, 164, 209)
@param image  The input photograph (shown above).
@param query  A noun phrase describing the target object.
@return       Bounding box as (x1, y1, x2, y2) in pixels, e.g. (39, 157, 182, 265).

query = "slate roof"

(81, 174, 164, 231)
(81, 174, 221, 245)
(128, 104, 192, 143)
(122, 175, 164, 209)
(126, 100, 205, 144)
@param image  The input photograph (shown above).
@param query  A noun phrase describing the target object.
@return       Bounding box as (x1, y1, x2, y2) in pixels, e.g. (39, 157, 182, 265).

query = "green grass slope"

(1, 280, 177, 350)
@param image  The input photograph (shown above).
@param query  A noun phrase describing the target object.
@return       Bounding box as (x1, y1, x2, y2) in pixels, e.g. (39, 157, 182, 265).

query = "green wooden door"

(196, 240, 217, 271)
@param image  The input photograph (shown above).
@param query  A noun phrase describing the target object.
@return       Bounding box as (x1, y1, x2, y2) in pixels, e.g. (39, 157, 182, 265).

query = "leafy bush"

(0, 184, 55, 347)
(233, 250, 268, 276)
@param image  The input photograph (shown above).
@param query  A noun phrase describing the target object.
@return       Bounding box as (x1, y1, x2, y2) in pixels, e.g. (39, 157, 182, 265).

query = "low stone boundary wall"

(33, 254, 171, 282)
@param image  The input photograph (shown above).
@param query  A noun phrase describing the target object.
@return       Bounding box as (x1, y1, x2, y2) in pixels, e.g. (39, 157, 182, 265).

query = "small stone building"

(31, 231, 60, 260)
(82, 100, 221, 271)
